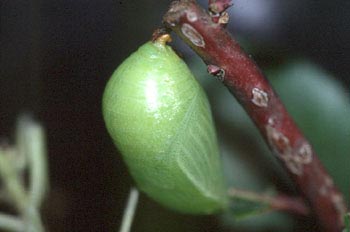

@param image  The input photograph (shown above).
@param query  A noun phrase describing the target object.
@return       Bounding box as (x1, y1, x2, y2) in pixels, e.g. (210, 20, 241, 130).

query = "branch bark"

(163, 1, 347, 231)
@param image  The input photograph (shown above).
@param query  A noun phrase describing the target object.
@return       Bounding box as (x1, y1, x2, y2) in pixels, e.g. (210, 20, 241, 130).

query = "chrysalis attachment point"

(155, 34, 172, 46)
(152, 28, 172, 45)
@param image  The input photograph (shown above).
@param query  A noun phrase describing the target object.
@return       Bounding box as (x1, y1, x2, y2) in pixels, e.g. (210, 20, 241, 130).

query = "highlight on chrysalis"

(102, 33, 228, 214)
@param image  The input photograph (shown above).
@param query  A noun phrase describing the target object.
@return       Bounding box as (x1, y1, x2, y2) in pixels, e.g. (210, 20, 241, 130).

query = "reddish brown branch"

(163, 1, 347, 231)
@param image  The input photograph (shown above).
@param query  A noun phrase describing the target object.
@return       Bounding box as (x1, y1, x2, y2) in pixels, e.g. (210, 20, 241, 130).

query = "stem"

(163, 1, 347, 231)
(228, 188, 309, 216)
(119, 187, 139, 232)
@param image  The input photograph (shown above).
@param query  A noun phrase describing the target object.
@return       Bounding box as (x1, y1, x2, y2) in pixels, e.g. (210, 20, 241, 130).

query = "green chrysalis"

(102, 36, 228, 214)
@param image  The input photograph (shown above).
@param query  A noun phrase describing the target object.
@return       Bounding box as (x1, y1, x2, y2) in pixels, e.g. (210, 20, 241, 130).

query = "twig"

(228, 188, 309, 216)
(163, 1, 347, 231)
(119, 187, 139, 232)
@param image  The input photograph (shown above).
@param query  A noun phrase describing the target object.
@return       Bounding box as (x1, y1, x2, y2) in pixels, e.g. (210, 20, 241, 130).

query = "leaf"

(227, 189, 272, 220)
(343, 213, 350, 232)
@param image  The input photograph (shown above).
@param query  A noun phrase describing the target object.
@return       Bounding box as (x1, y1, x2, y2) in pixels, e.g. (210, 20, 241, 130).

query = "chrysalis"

(102, 35, 228, 214)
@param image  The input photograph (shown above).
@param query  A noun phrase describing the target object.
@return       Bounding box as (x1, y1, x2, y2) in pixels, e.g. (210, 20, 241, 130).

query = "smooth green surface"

(103, 41, 227, 214)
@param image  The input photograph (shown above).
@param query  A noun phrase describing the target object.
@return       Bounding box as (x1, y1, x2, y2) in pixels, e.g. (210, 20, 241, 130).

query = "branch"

(163, 1, 347, 231)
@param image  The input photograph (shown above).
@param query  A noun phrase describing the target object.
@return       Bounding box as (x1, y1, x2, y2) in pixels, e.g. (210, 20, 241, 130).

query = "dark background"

(1, 0, 349, 231)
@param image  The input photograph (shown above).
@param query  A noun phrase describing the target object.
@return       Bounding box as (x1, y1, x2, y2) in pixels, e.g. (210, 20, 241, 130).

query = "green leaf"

(343, 213, 350, 232)
(230, 197, 269, 219)
(228, 190, 271, 220)
(222, 210, 293, 231)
